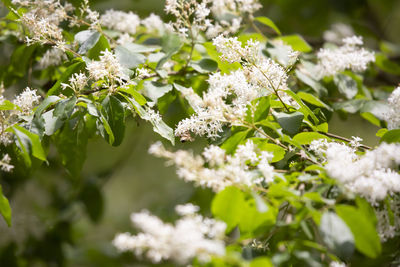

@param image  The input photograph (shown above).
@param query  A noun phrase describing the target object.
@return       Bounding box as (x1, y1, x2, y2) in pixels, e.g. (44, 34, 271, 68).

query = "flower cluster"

(100, 9, 140, 35)
(175, 36, 297, 141)
(1, 87, 41, 172)
(164, 0, 256, 39)
(310, 139, 400, 202)
(86, 50, 127, 86)
(384, 86, 400, 130)
(15, 0, 74, 49)
(149, 140, 275, 191)
(38, 47, 67, 69)
(112, 204, 226, 264)
(316, 36, 375, 77)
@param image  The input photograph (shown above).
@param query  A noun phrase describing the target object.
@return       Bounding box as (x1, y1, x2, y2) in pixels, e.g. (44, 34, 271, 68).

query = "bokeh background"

(1, 0, 400, 266)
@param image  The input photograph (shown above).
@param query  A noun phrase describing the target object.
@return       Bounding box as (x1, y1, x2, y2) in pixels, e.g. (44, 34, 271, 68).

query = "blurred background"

(1, 0, 400, 266)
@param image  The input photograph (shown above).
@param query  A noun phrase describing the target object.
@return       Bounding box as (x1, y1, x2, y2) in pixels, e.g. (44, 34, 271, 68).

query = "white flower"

(39, 47, 66, 69)
(149, 141, 275, 191)
(384, 86, 400, 130)
(316, 36, 375, 78)
(13, 87, 41, 112)
(100, 9, 140, 34)
(141, 13, 165, 34)
(323, 23, 354, 44)
(86, 50, 126, 82)
(61, 72, 88, 93)
(0, 154, 14, 172)
(310, 139, 400, 202)
(113, 206, 226, 264)
(175, 203, 200, 216)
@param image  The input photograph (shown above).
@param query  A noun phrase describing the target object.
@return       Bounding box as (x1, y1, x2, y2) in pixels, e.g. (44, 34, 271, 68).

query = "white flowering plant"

(0, 0, 400, 266)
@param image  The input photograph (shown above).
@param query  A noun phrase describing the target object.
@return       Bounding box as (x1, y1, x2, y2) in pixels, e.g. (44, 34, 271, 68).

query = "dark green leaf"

(101, 95, 125, 146)
(191, 58, 218, 73)
(274, 111, 304, 136)
(87, 35, 111, 60)
(80, 181, 103, 222)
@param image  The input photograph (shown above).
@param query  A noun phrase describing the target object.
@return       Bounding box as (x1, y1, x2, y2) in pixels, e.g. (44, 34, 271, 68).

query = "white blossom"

(149, 140, 275, 191)
(86, 50, 126, 82)
(61, 72, 88, 93)
(316, 36, 375, 78)
(0, 154, 14, 172)
(113, 205, 226, 264)
(310, 139, 400, 202)
(384, 86, 400, 130)
(13, 87, 41, 112)
(141, 13, 165, 34)
(323, 23, 354, 44)
(38, 47, 67, 69)
(100, 10, 140, 34)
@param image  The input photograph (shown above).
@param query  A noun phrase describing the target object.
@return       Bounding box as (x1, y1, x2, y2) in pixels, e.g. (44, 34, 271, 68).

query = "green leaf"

(336, 205, 381, 258)
(101, 95, 125, 146)
(87, 35, 111, 60)
(8, 44, 37, 78)
(75, 30, 101, 54)
(295, 70, 328, 96)
(161, 33, 181, 54)
(156, 33, 181, 69)
(250, 257, 273, 267)
(297, 92, 332, 111)
(251, 139, 286, 162)
(142, 81, 173, 103)
(334, 74, 358, 99)
(276, 34, 312, 52)
(0, 100, 19, 111)
(333, 99, 365, 113)
(115, 45, 146, 69)
(54, 115, 89, 177)
(375, 53, 400, 75)
(80, 180, 103, 222)
(118, 85, 147, 105)
(285, 89, 319, 124)
(211, 187, 246, 232)
(47, 61, 85, 96)
(12, 125, 47, 162)
(239, 198, 276, 234)
(274, 111, 304, 136)
(190, 58, 218, 73)
(0, 185, 11, 227)
(250, 96, 271, 122)
(380, 129, 400, 143)
(293, 132, 330, 145)
(221, 130, 249, 154)
(319, 211, 355, 260)
(361, 112, 381, 127)
(254, 16, 281, 35)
